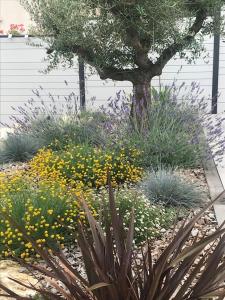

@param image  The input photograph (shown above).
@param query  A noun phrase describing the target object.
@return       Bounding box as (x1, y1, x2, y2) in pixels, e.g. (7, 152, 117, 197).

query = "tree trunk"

(131, 80, 151, 130)
(133, 81, 151, 109)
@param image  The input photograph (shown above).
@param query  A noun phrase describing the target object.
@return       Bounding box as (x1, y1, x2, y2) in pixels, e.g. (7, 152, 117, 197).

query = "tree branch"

(125, 27, 153, 69)
(106, 0, 153, 69)
(47, 43, 142, 82)
(47, 41, 95, 60)
(96, 65, 139, 82)
(154, 8, 207, 71)
(71, 45, 96, 63)
(71, 46, 144, 82)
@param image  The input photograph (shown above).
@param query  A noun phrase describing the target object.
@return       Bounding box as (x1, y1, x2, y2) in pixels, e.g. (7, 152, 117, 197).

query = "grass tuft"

(0, 134, 41, 163)
(141, 168, 203, 208)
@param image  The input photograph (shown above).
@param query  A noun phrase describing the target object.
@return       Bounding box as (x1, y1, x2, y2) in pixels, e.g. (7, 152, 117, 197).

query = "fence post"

(212, 6, 221, 114)
(78, 58, 86, 111)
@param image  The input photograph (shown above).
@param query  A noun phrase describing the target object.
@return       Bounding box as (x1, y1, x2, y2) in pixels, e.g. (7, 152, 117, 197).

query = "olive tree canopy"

(22, 0, 225, 110)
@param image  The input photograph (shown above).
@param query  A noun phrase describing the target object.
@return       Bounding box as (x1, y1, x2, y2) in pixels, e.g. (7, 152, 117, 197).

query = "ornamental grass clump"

(141, 168, 203, 208)
(0, 172, 95, 259)
(2, 184, 225, 299)
(29, 145, 142, 189)
(0, 133, 41, 163)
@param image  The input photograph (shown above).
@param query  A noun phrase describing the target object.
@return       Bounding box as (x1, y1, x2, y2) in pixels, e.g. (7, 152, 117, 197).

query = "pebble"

(191, 229, 199, 237)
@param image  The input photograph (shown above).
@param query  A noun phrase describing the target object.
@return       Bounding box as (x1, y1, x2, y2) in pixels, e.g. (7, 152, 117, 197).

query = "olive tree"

(22, 0, 224, 111)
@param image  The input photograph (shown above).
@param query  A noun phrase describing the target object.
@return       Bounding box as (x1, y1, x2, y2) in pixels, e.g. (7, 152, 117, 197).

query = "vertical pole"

(78, 58, 86, 111)
(212, 6, 221, 114)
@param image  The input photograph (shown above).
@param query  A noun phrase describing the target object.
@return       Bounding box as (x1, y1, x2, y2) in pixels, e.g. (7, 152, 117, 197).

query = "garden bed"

(0, 86, 224, 298)
(0, 166, 217, 298)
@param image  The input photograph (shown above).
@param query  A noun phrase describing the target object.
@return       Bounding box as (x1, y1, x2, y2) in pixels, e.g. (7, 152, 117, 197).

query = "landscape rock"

(0, 260, 38, 299)
(191, 228, 199, 237)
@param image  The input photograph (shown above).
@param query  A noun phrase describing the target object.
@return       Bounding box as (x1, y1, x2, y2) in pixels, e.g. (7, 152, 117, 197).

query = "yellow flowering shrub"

(0, 145, 142, 258)
(0, 172, 94, 259)
(28, 145, 143, 188)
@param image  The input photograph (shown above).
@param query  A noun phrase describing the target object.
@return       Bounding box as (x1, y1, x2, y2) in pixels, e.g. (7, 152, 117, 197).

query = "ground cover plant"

(93, 187, 177, 244)
(1, 186, 225, 299)
(141, 168, 203, 208)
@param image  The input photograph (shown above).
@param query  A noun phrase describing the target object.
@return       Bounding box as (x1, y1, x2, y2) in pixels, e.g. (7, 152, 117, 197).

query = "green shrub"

(8, 91, 110, 150)
(129, 129, 202, 169)
(4, 88, 110, 150)
(94, 187, 177, 244)
(0, 134, 41, 163)
(124, 87, 207, 169)
(26, 112, 109, 150)
(141, 168, 203, 208)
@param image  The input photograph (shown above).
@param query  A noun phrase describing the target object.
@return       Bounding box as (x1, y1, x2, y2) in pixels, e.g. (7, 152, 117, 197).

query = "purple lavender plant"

(1, 83, 110, 150)
(100, 81, 225, 168)
(2, 80, 225, 167)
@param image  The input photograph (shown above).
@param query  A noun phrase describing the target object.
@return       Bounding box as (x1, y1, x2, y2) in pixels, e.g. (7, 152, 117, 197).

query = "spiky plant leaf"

(1, 186, 225, 300)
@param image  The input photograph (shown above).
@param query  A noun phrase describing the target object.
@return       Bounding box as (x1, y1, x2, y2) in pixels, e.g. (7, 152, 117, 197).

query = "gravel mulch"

(0, 163, 28, 174)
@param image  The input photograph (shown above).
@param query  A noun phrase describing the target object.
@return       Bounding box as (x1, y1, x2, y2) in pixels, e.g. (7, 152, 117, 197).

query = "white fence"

(0, 36, 225, 125)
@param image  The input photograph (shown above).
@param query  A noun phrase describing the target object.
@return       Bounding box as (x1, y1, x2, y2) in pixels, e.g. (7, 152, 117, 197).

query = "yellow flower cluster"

(28, 145, 143, 189)
(0, 172, 94, 259)
(0, 145, 142, 258)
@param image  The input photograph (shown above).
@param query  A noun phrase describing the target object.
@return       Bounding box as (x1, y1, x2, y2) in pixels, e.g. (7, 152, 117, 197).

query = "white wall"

(0, 36, 225, 125)
(0, 0, 30, 33)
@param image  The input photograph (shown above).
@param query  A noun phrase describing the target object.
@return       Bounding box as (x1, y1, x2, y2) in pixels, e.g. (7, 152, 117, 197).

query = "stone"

(0, 260, 38, 299)
(191, 229, 199, 237)
(197, 218, 205, 225)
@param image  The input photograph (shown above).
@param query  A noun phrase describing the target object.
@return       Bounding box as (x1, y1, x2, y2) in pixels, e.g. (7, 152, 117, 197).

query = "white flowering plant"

(93, 187, 178, 244)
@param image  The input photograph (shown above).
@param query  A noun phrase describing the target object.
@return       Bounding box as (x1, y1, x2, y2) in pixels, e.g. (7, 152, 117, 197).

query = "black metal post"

(78, 58, 86, 110)
(212, 6, 221, 114)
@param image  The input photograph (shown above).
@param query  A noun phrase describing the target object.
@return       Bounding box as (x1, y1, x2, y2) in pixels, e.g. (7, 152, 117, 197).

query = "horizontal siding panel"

(1, 82, 79, 88)
(1, 36, 225, 124)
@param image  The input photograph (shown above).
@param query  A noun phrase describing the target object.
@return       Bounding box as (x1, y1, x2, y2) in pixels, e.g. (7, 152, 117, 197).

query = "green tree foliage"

(22, 0, 224, 107)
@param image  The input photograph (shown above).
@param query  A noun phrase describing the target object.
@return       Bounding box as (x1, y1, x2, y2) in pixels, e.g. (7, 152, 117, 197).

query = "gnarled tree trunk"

(131, 80, 151, 130)
(133, 81, 151, 109)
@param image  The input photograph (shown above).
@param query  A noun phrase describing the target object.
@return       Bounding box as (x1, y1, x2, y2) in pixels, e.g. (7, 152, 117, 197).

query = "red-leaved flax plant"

(1, 182, 225, 299)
